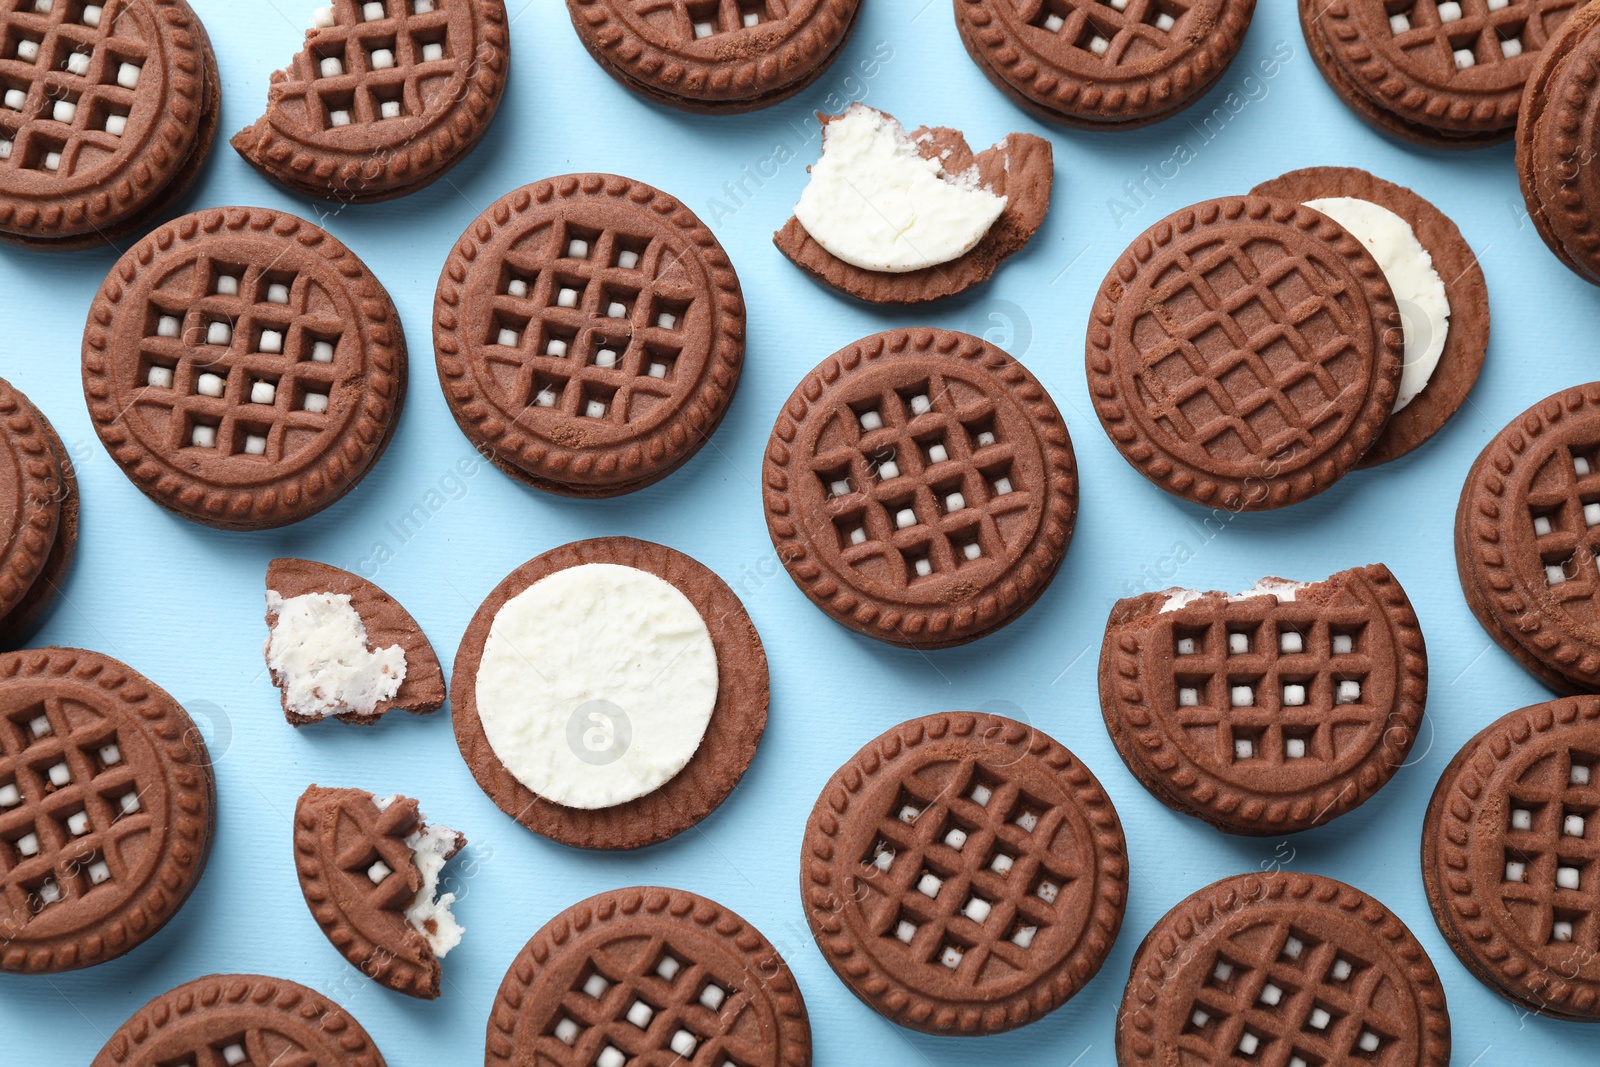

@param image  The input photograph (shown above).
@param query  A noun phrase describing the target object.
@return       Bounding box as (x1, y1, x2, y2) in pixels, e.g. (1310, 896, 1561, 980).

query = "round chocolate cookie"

(765, 329, 1077, 649)
(953, 0, 1257, 130)
(801, 712, 1127, 1035)
(1301, 0, 1579, 150)
(0, 0, 220, 250)
(1423, 697, 1600, 1020)
(81, 206, 407, 531)
(566, 0, 861, 113)
(1119, 872, 1451, 1067)
(1517, 1, 1600, 287)
(453, 537, 767, 851)
(0, 376, 76, 649)
(1086, 196, 1403, 511)
(1100, 565, 1427, 836)
(92, 973, 387, 1066)
(1251, 167, 1489, 467)
(487, 886, 810, 1067)
(232, 0, 510, 204)
(0, 647, 214, 975)
(435, 174, 744, 497)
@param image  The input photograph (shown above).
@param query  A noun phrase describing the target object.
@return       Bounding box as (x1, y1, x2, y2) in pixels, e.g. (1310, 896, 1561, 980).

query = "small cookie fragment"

(1517, 2, 1600, 286)
(0, 377, 77, 648)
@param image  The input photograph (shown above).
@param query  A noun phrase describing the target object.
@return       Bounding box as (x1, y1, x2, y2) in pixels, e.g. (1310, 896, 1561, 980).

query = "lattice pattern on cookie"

(288, 0, 456, 130)
(1500, 746, 1600, 952)
(328, 794, 419, 914)
(1380, 0, 1572, 73)
(1527, 445, 1600, 614)
(158, 1031, 309, 1067)
(631, 0, 784, 40)
(1029, 0, 1190, 64)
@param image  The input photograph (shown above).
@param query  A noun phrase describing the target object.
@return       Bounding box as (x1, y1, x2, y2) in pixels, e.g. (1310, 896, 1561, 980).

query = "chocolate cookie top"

(92, 973, 387, 1066)
(954, 0, 1257, 129)
(232, 0, 510, 203)
(1119, 872, 1451, 1067)
(82, 206, 407, 530)
(0, 647, 214, 974)
(435, 174, 744, 497)
(567, 0, 861, 113)
(1086, 196, 1402, 510)
(764, 329, 1077, 649)
(0, 376, 65, 634)
(801, 712, 1127, 1035)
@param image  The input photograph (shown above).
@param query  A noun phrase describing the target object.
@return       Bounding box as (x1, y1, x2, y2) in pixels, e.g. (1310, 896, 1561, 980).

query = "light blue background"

(2, 1, 1598, 1062)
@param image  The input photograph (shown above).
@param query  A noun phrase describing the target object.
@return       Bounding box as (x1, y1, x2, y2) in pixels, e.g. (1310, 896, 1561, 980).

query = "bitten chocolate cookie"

(765, 329, 1078, 649)
(295, 784, 465, 1000)
(1119, 872, 1451, 1067)
(82, 206, 407, 530)
(92, 973, 387, 1066)
(486, 886, 811, 1067)
(0, 377, 76, 649)
(435, 174, 744, 497)
(953, 0, 1257, 129)
(0, 0, 220, 250)
(1086, 196, 1403, 511)
(232, 0, 510, 203)
(1302, 0, 1579, 149)
(566, 0, 861, 113)
(773, 105, 1053, 305)
(453, 537, 767, 851)
(1100, 565, 1427, 836)
(0, 647, 214, 974)
(801, 712, 1127, 1035)
(265, 557, 444, 726)
(1423, 697, 1600, 1020)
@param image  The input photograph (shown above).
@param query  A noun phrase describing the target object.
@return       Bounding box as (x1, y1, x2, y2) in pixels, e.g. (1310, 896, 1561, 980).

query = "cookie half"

(486, 886, 811, 1066)
(801, 712, 1127, 1035)
(452, 537, 767, 851)
(232, 0, 510, 203)
(1086, 196, 1403, 511)
(81, 206, 408, 530)
(1100, 565, 1427, 836)
(0, 0, 220, 249)
(0, 376, 76, 648)
(0, 647, 215, 974)
(435, 174, 744, 497)
(1119, 872, 1450, 1067)
(953, 0, 1257, 129)
(567, 0, 861, 113)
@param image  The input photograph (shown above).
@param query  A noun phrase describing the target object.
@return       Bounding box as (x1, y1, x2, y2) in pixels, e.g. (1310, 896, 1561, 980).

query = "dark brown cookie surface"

(1086, 196, 1402, 511)
(232, 0, 510, 203)
(486, 886, 810, 1067)
(953, 0, 1257, 129)
(765, 329, 1077, 649)
(82, 206, 407, 531)
(0, 647, 214, 974)
(801, 712, 1127, 1035)
(0, 376, 74, 648)
(435, 174, 744, 497)
(1119, 872, 1450, 1067)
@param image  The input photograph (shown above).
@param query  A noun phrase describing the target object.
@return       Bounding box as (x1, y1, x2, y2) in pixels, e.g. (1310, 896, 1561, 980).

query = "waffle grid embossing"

(1500, 747, 1600, 952)
(1029, 0, 1190, 64)
(631, 0, 781, 41)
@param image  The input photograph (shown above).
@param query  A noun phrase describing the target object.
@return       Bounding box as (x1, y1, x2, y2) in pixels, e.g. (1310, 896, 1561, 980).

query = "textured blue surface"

(3, 0, 1600, 1062)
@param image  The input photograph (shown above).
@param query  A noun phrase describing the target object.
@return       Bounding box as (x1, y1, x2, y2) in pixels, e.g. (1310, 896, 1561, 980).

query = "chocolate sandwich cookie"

(1517, 1, 1600, 287)
(0, 0, 219, 250)
(566, 0, 861, 113)
(487, 886, 811, 1067)
(265, 557, 445, 725)
(1302, 0, 1579, 149)
(1251, 168, 1488, 466)
(801, 712, 1127, 1035)
(953, 0, 1257, 130)
(1423, 697, 1600, 1019)
(453, 537, 767, 851)
(82, 206, 407, 530)
(1087, 196, 1403, 511)
(435, 174, 744, 497)
(765, 329, 1078, 649)
(0, 647, 214, 974)
(232, 0, 510, 204)
(773, 105, 1054, 305)
(93, 973, 388, 1066)
(0, 377, 76, 648)
(1100, 565, 1427, 836)
(1119, 872, 1451, 1067)
(295, 785, 465, 1000)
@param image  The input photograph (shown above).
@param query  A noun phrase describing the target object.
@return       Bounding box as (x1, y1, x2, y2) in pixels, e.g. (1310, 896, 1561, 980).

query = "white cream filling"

(265, 591, 405, 719)
(374, 795, 463, 958)
(1159, 578, 1309, 612)
(793, 104, 1008, 274)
